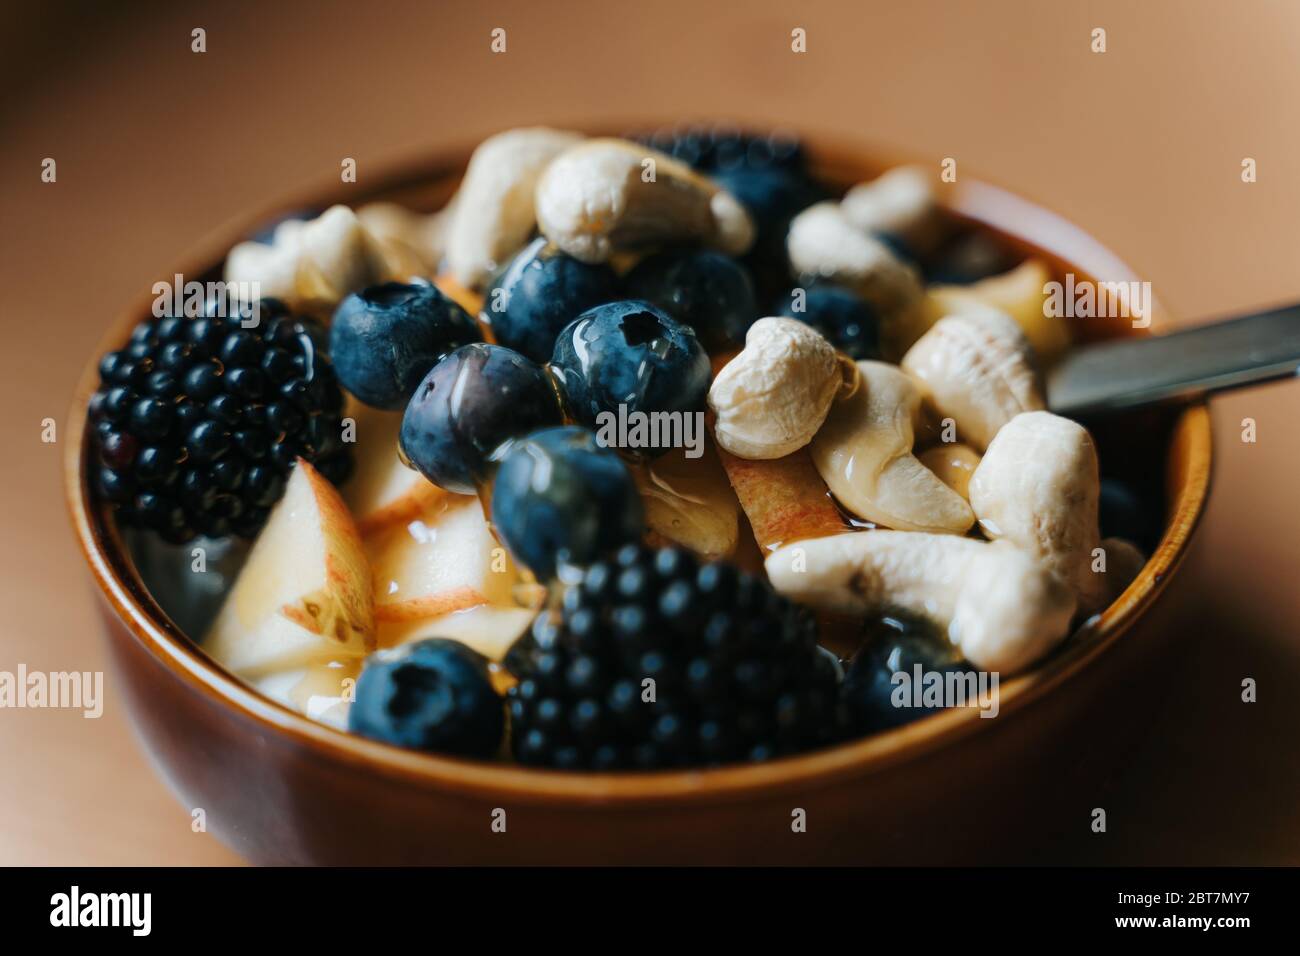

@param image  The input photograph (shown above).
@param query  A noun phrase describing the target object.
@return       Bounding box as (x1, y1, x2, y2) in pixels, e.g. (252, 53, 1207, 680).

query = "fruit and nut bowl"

(83, 126, 1167, 774)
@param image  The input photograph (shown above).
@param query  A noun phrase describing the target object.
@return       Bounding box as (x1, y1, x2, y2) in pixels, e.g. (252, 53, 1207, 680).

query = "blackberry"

(633, 124, 807, 175)
(505, 544, 842, 770)
(87, 298, 352, 543)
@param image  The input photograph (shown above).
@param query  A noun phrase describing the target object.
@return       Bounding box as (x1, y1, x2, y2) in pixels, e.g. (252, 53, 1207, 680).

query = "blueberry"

(923, 230, 1021, 285)
(550, 301, 710, 457)
(348, 638, 504, 758)
(776, 282, 881, 359)
(400, 343, 563, 494)
(712, 165, 825, 299)
(330, 282, 481, 410)
(483, 237, 620, 363)
(873, 232, 921, 269)
(624, 248, 758, 347)
(841, 611, 974, 734)
(1099, 478, 1160, 552)
(491, 426, 644, 580)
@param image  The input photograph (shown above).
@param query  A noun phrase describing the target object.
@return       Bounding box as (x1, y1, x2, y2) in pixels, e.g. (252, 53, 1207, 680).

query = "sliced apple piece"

(340, 400, 454, 536)
(205, 460, 375, 677)
(376, 605, 537, 660)
(253, 658, 361, 731)
(366, 495, 519, 623)
(634, 440, 739, 559)
(715, 442, 848, 552)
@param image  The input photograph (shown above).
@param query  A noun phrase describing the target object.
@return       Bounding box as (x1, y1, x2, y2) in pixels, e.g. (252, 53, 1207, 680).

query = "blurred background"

(2, 0, 1297, 864)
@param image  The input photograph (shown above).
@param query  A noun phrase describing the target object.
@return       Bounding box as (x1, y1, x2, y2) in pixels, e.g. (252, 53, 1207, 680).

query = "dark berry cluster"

(89, 298, 352, 543)
(505, 544, 842, 770)
(633, 124, 807, 174)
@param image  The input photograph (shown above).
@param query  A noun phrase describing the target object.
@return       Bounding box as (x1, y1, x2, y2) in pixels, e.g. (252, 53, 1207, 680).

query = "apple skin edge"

(372, 585, 487, 623)
(355, 479, 448, 537)
(281, 459, 377, 652)
(713, 442, 847, 553)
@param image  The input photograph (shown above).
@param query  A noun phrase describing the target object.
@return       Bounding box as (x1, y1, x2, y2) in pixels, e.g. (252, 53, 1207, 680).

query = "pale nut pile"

(219, 132, 1146, 686)
(225, 205, 426, 313)
(708, 317, 843, 460)
(227, 127, 757, 304)
(765, 531, 1076, 674)
(534, 138, 755, 265)
(730, 295, 1142, 674)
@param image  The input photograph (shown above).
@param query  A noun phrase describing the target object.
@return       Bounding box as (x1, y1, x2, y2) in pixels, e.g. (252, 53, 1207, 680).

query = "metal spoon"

(1047, 303, 1300, 418)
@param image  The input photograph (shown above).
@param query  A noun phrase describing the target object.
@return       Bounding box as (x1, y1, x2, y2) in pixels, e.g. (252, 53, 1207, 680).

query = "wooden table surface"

(2, 0, 1297, 865)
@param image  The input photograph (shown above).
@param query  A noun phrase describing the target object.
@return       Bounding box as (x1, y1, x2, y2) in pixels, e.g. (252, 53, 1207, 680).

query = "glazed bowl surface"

(66, 131, 1211, 864)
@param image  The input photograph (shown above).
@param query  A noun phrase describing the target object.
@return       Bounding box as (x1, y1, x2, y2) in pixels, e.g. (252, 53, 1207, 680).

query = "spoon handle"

(1046, 303, 1300, 418)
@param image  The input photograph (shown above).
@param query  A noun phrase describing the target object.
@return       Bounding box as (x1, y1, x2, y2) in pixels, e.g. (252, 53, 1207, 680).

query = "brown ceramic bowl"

(65, 132, 1211, 864)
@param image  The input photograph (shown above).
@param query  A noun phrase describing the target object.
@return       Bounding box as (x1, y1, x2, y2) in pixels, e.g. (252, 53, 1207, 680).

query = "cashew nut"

(840, 165, 944, 255)
(968, 411, 1106, 611)
(923, 259, 1071, 366)
(708, 317, 842, 460)
(225, 205, 392, 313)
(786, 201, 923, 325)
(225, 218, 305, 302)
(535, 138, 754, 264)
(917, 443, 981, 501)
(901, 306, 1044, 451)
(357, 200, 455, 274)
(810, 360, 974, 534)
(766, 531, 1076, 675)
(444, 127, 583, 288)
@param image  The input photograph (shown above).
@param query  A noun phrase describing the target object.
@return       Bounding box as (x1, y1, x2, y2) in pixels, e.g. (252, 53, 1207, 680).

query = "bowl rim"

(64, 131, 1213, 808)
